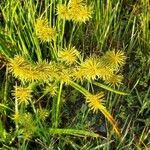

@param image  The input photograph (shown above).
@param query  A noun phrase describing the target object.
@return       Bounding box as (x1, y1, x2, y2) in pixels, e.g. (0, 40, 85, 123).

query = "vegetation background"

(0, 0, 149, 149)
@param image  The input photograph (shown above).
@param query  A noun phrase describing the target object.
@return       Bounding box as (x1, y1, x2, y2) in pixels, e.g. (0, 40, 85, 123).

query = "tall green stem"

(54, 81, 63, 128)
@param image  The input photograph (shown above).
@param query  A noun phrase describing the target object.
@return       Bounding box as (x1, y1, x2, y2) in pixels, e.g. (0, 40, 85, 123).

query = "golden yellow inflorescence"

(58, 47, 80, 65)
(86, 92, 104, 113)
(57, 0, 92, 23)
(12, 85, 32, 105)
(9, 55, 57, 82)
(35, 18, 57, 42)
(103, 50, 126, 70)
(9, 49, 126, 87)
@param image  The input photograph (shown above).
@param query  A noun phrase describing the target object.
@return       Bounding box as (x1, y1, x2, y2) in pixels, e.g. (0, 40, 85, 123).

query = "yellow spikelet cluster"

(9, 55, 57, 82)
(102, 50, 126, 70)
(9, 55, 37, 81)
(12, 85, 32, 105)
(56, 63, 72, 84)
(58, 47, 80, 65)
(57, 0, 92, 22)
(86, 92, 104, 113)
(105, 74, 123, 87)
(73, 56, 113, 81)
(57, 4, 71, 20)
(44, 83, 58, 96)
(35, 18, 57, 42)
(73, 50, 126, 86)
(37, 108, 49, 121)
(20, 113, 36, 139)
(85, 92, 120, 136)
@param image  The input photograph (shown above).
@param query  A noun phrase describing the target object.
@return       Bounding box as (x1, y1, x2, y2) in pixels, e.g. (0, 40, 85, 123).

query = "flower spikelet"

(9, 55, 37, 81)
(37, 108, 49, 121)
(9, 55, 57, 82)
(72, 67, 85, 82)
(97, 60, 114, 80)
(12, 112, 20, 122)
(80, 56, 105, 80)
(35, 61, 57, 82)
(57, 4, 71, 20)
(57, 0, 92, 22)
(58, 66, 72, 84)
(58, 47, 80, 65)
(103, 50, 126, 69)
(86, 92, 104, 113)
(35, 18, 57, 42)
(19, 113, 37, 139)
(69, 0, 85, 6)
(70, 5, 92, 23)
(86, 92, 120, 136)
(12, 85, 32, 105)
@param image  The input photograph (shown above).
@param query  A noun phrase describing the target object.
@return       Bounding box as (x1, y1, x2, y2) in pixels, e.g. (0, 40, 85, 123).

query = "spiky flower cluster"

(76, 56, 113, 81)
(73, 50, 126, 86)
(105, 74, 123, 87)
(35, 18, 57, 42)
(9, 49, 126, 87)
(102, 50, 126, 70)
(57, 0, 92, 22)
(85, 92, 120, 136)
(58, 47, 80, 65)
(12, 85, 32, 105)
(9, 55, 57, 82)
(86, 92, 104, 113)
(44, 83, 58, 96)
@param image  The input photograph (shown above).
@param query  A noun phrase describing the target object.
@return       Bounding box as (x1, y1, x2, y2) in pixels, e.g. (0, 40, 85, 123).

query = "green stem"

(15, 97, 19, 130)
(68, 80, 90, 96)
(68, 24, 76, 46)
(54, 81, 63, 127)
(60, 20, 66, 48)
(93, 81, 128, 95)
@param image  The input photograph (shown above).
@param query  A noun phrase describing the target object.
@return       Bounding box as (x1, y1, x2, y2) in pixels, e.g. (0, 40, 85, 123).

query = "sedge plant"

(0, 0, 130, 149)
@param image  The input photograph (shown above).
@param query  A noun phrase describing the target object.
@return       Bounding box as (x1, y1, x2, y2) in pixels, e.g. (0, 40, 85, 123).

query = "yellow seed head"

(58, 47, 80, 65)
(72, 67, 85, 82)
(9, 55, 57, 82)
(57, 0, 92, 22)
(35, 18, 57, 42)
(69, 0, 85, 7)
(57, 4, 71, 20)
(103, 50, 126, 69)
(70, 6, 92, 23)
(86, 92, 104, 113)
(12, 112, 20, 122)
(9, 55, 37, 81)
(12, 86, 32, 105)
(44, 83, 58, 96)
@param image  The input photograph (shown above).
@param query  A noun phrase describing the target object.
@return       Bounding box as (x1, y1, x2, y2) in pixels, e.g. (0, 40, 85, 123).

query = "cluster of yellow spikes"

(57, 0, 92, 22)
(9, 49, 126, 85)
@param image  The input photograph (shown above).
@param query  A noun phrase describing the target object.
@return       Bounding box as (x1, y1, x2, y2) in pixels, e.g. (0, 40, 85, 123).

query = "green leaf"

(0, 103, 13, 111)
(93, 81, 128, 95)
(49, 128, 100, 138)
